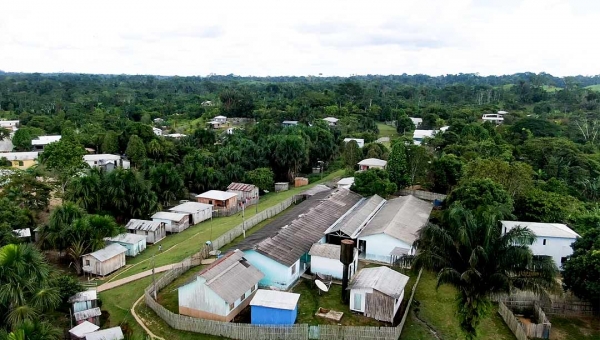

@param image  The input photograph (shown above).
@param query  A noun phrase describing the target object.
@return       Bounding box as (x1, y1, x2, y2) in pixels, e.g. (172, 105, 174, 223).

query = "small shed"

(294, 177, 309, 187)
(105, 233, 147, 257)
(125, 219, 166, 244)
(68, 290, 98, 313)
(13, 228, 31, 241)
(250, 289, 300, 325)
(169, 202, 213, 225)
(227, 182, 259, 202)
(275, 182, 289, 192)
(348, 266, 409, 323)
(74, 307, 101, 325)
(69, 321, 99, 340)
(337, 177, 355, 190)
(151, 211, 189, 233)
(84, 326, 124, 340)
(214, 115, 227, 123)
(196, 190, 238, 210)
(82, 244, 127, 277)
(309, 243, 358, 280)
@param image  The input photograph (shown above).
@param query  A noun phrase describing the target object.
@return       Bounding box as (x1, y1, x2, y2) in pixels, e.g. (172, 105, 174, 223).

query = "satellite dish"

(315, 279, 329, 292)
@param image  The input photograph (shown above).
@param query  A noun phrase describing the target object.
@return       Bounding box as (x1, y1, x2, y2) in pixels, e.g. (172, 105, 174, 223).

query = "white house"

(169, 201, 213, 225)
(409, 117, 422, 128)
(497, 110, 509, 115)
(358, 158, 387, 171)
(125, 219, 166, 244)
(323, 117, 339, 126)
(69, 321, 99, 340)
(343, 138, 365, 148)
(31, 135, 61, 150)
(0, 120, 19, 131)
(151, 211, 189, 233)
(308, 243, 358, 280)
(201, 100, 214, 107)
(358, 195, 433, 263)
(83, 154, 130, 171)
(178, 249, 264, 322)
(349, 266, 409, 323)
(282, 120, 299, 127)
(482, 113, 504, 124)
(337, 177, 355, 190)
(412, 130, 436, 145)
(152, 127, 163, 136)
(164, 133, 187, 139)
(214, 115, 227, 123)
(501, 221, 580, 268)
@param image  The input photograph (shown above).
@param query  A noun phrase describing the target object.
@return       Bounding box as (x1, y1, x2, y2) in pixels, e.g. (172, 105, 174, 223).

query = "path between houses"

(97, 264, 179, 292)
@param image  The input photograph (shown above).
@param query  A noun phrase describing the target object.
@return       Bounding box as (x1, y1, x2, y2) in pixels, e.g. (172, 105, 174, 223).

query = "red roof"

(227, 182, 257, 192)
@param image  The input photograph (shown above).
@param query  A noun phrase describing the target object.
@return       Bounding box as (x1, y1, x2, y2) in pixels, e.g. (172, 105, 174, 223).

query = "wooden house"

(169, 202, 213, 225)
(81, 244, 127, 276)
(73, 307, 101, 325)
(178, 249, 264, 322)
(196, 190, 238, 210)
(105, 233, 147, 257)
(250, 290, 300, 325)
(125, 219, 166, 244)
(348, 266, 409, 323)
(84, 327, 124, 340)
(151, 211, 189, 233)
(68, 290, 98, 313)
(68, 321, 99, 340)
(308, 243, 358, 281)
(227, 182, 259, 203)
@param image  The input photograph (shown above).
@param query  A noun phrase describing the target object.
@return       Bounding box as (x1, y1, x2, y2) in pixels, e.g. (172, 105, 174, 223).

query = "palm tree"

(413, 204, 558, 339)
(67, 168, 104, 213)
(39, 202, 85, 253)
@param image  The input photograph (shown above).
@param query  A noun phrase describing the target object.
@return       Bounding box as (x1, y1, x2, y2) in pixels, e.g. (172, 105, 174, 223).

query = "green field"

(377, 122, 399, 138)
(585, 84, 600, 92)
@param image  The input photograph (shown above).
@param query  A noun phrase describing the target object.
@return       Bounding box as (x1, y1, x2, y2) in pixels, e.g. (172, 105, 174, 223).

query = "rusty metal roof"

(227, 182, 257, 192)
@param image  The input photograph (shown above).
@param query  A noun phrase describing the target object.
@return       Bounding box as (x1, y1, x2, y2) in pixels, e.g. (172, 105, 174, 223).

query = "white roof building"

(358, 158, 387, 170)
(409, 117, 423, 127)
(343, 138, 365, 148)
(152, 127, 162, 136)
(13, 228, 31, 238)
(85, 244, 127, 262)
(412, 130, 436, 145)
(0, 152, 39, 161)
(196, 190, 238, 201)
(84, 326, 124, 340)
(69, 321, 99, 339)
(250, 289, 300, 310)
(323, 117, 339, 125)
(164, 133, 187, 139)
(31, 135, 61, 146)
(337, 177, 355, 189)
(151, 211, 188, 221)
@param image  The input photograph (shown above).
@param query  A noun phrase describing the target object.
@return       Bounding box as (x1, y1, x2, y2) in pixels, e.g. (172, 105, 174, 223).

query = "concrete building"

(83, 154, 130, 171)
(358, 158, 387, 171)
(322, 117, 339, 126)
(409, 117, 423, 128)
(0, 151, 39, 169)
(343, 138, 365, 148)
(31, 135, 61, 150)
(412, 130, 436, 145)
(69, 321, 99, 340)
(282, 120, 299, 127)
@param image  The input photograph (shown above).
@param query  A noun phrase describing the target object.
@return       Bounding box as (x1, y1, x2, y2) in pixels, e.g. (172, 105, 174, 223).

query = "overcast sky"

(0, 0, 597, 77)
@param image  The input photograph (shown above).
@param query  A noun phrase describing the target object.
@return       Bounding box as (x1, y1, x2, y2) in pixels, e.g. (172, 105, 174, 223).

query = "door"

(353, 292, 363, 312)
(358, 240, 366, 258)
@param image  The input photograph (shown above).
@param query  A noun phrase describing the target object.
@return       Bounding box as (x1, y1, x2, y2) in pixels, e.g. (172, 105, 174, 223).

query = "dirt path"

(131, 295, 165, 340)
(97, 263, 179, 292)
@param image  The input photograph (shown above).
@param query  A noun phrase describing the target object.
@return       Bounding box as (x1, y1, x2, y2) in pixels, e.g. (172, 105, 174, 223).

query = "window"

(240, 293, 245, 301)
(229, 302, 234, 310)
(543, 239, 547, 245)
(251, 285, 256, 293)
(291, 264, 296, 275)
(353, 293, 362, 311)
(85, 260, 90, 266)
(17, 161, 24, 166)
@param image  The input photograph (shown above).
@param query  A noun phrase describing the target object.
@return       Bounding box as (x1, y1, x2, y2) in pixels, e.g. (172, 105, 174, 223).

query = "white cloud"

(0, 0, 597, 76)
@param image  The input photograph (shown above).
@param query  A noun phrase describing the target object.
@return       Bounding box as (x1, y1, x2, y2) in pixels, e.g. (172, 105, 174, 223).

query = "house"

(309, 243, 358, 280)
(105, 233, 147, 257)
(68, 290, 98, 313)
(358, 158, 387, 171)
(412, 130, 436, 145)
(325, 195, 386, 244)
(227, 183, 259, 204)
(482, 113, 504, 124)
(81, 244, 127, 276)
(13, 228, 31, 240)
(497, 110, 509, 115)
(409, 117, 422, 128)
(282, 120, 299, 127)
(337, 177, 355, 190)
(239, 189, 363, 290)
(169, 201, 213, 225)
(73, 307, 101, 325)
(0, 120, 19, 131)
(207, 121, 223, 129)
(164, 133, 187, 139)
(69, 321, 99, 340)
(0, 152, 39, 169)
(178, 249, 264, 322)
(250, 289, 300, 325)
(153, 118, 164, 124)
(31, 135, 61, 150)
(440, 125, 450, 132)
(152, 127, 163, 136)
(201, 100, 214, 107)
(83, 154, 130, 171)
(322, 117, 339, 126)
(0, 139, 13, 152)
(214, 115, 227, 123)
(151, 211, 190, 233)
(357, 195, 433, 263)
(343, 138, 365, 148)
(348, 266, 409, 323)
(84, 327, 124, 340)
(125, 219, 166, 244)
(501, 221, 580, 268)
(196, 190, 238, 210)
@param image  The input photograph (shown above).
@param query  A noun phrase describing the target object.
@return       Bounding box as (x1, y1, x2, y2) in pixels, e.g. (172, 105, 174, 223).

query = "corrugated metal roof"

(196, 190, 238, 201)
(169, 201, 213, 214)
(501, 221, 580, 239)
(105, 233, 146, 245)
(0, 152, 38, 161)
(126, 219, 162, 232)
(300, 184, 331, 197)
(68, 290, 97, 303)
(151, 211, 188, 221)
(85, 327, 124, 340)
(309, 243, 341, 260)
(31, 135, 61, 146)
(250, 289, 300, 310)
(359, 195, 432, 245)
(197, 249, 264, 304)
(13, 228, 31, 238)
(84, 244, 127, 262)
(358, 158, 387, 167)
(348, 267, 409, 299)
(74, 307, 102, 321)
(252, 189, 363, 266)
(337, 177, 355, 186)
(227, 182, 257, 192)
(69, 321, 99, 338)
(326, 195, 385, 237)
(83, 154, 121, 161)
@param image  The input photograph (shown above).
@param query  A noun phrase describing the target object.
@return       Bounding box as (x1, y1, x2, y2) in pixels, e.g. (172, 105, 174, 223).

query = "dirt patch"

(517, 315, 534, 326)
(550, 328, 566, 340)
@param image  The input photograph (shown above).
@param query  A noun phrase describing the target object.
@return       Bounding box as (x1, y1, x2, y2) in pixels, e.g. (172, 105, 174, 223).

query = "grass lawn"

(402, 270, 515, 340)
(585, 84, 600, 92)
(377, 122, 399, 138)
(549, 316, 600, 340)
(105, 170, 343, 281)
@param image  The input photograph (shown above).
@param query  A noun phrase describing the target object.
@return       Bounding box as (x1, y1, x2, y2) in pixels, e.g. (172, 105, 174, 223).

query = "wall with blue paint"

(251, 305, 297, 325)
(358, 234, 412, 263)
(244, 250, 294, 289)
(106, 239, 147, 257)
(178, 277, 228, 316)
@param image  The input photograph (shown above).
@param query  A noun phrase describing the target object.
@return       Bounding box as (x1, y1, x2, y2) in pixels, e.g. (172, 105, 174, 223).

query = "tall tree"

(104, 168, 159, 221)
(39, 139, 87, 193)
(351, 169, 397, 197)
(244, 168, 274, 192)
(125, 135, 146, 167)
(270, 135, 309, 181)
(562, 228, 600, 308)
(148, 163, 185, 206)
(101, 130, 120, 154)
(387, 141, 409, 188)
(342, 140, 362, 168)
(446, 178, 513, 212)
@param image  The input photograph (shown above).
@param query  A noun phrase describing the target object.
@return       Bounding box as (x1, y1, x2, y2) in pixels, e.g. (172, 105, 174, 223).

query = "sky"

(0, 0, 598, 77)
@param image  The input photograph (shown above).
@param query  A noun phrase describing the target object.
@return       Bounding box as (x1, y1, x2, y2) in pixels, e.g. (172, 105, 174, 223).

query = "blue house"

(105, 233, 147, 257)
(68, 290, 98, 313)
(250, 289, 300, 325)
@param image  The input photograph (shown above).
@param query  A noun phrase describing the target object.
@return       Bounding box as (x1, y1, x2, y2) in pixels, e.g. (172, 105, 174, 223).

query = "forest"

(0, 71, 599, 339)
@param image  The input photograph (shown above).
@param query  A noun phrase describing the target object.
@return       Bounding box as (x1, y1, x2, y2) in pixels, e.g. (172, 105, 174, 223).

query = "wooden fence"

(494, 289, 597, 317)
(397, 189, 447, 202)
(396, 268, 423, 335)
(498, 301, 528, 340)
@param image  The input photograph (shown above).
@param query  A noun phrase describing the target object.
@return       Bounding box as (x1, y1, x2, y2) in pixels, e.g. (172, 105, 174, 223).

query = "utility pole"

(152, 255, 157, 300)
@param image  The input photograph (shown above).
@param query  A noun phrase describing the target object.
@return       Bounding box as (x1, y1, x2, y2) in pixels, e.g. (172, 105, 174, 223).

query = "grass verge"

(549, 316, 600, 340)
